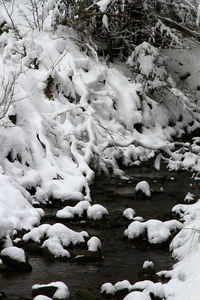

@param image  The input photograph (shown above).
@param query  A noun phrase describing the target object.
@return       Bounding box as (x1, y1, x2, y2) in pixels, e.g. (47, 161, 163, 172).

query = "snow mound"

(143, 260, 154, 269)
(101, 280, 131, 296)
(0, 175, 41, 231)
(124, 219, 182, 244)
(56, 201, 108, 220)
(87, 236, 101, 252)
(87, 204, 108, 220)
(123, 291, 151, 300)
(135, 181, 151, 197)
(32, 282, 70, 299)
(33, 296, 52, 300)
(123, 208, 136, 220)
(23, 223, 88, 258)
(1, 246, 26, 263)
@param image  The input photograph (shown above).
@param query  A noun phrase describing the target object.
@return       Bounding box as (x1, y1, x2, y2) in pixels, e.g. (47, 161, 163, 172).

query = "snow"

(101, 283, 115, 295)
(184, 192, 194, 202)
(87, 204, 108, 220)
(101, 280, 131, 296)
(56, 201, 108, 220)
(32, 282, 70, 299)
(87, 236, 101, 252)
(124, 219, 182, 244)
(123, 208, 136, 220)
(23, 223, 88, 258)
(0, 1, 200, 300)
(33, 296, 52, 300)
(1, 246, 26, 263)
(96, 0, 111, 12)
(123, 291, 151, 300)
(135, 181, 151, 197)
(143, 260, 154, 269)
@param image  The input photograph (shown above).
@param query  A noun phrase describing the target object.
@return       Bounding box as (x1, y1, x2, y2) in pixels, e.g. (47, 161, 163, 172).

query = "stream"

(0, 161, 199, 299)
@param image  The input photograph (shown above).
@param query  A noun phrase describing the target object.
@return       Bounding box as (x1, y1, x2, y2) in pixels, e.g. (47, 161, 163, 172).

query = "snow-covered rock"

(123, 208, 136, 220)
(32, 282, 70, 300)
(23, 223, 88, 258)
(124, 219, 182, 244)
(56, 201, 108, 220)
(87, 236, 101, 252)
(135, 181, 151, 197)
(1, 246, 26, 263)
(143, 260, 154, 269)
(87, 204, 108, 220)
(123, 291, 151, 300)
(0, 246, 31, 271)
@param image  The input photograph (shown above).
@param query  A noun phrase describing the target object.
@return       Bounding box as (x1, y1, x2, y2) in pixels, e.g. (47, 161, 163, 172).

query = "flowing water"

(0, 161, 199, 299)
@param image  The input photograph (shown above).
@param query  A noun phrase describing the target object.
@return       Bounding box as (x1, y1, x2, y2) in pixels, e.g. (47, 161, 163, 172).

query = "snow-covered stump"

(0, 246, 32, 271)
(32, 282, 70, 300)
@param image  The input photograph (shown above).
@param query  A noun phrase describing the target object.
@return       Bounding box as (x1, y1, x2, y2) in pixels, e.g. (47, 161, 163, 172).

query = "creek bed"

(0, 162, 199, 299)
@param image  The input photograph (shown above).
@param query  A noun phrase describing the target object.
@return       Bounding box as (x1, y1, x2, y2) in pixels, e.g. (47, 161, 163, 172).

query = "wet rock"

(70, 249, 103, 262)
(77, 288, 96, 300)
(32, 285, 58, 298)
(23, 242, 42, 254)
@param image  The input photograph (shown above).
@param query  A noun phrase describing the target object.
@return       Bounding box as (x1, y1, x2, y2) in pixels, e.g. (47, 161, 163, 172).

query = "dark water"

(0, 162, 199, 299)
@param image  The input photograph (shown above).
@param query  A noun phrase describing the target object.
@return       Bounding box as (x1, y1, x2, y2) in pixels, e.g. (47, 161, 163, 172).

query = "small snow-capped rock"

(1, 246, 26, 263)
(184, 192, 194, 202)
(135, 181, 151, 197)
(0, 246, 32, 271)
(101, 283, 115, 295)
(143, 260, 154, 269)
(123, 208, 136, 220)
(87, 204, 108, 220)
(87, 236, 101, 252)
(32, 281, 70, 300)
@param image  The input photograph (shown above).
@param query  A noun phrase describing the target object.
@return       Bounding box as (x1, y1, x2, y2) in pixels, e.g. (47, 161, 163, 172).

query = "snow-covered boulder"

(135, 181, 151, 197)
(0, 246, 32, 271)
(87, 204, 108, 220)
(123, 291, 151, 300)
(124, 219, 182, 244)
(56, 202, 108, 221)
(56, 201, 91, 219)
(123, 208, 136, 220)
(143, 260, 154, 269)
(87, 236, 101, 252)
(23, 223, 88, 258)
(32, 282, 70, 300)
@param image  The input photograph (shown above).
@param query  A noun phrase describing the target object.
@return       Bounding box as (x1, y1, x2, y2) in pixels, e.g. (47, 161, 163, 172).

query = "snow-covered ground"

(0, 1, 200, 299)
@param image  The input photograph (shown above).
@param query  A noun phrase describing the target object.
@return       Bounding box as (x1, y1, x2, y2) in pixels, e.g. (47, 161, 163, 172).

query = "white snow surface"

(33, 296, 52, 300)
(32, 282, 70, 299)
(87, 236, 101, 252)
(23, 223, 88, 258)
(123, 208, 136, 220)
(135, 181, 151, 197)
(143, 260, 154, 269)
(56, 201, 108, 220)
(1, 246, 26, 262)
(124, 219, 182, 244)
(0, 2, 200, 300)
